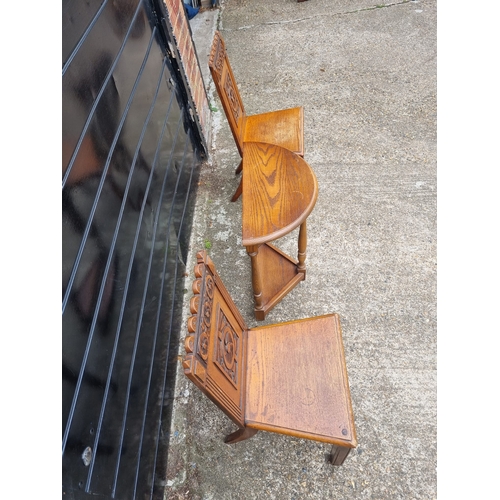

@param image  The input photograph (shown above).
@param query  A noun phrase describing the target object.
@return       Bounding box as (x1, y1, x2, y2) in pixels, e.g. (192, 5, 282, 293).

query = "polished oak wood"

(242, 141, 318, 319)
(182, 251, 357, 466)
(209, 31, 304, 201)
(242, 142, 317, 245)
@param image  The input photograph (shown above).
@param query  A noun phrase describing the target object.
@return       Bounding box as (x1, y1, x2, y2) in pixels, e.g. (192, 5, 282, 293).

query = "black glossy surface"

(62, 1, 202, 497)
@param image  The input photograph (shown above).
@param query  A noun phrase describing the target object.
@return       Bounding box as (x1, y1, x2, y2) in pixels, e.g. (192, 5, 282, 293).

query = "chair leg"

(224, 426, 258, 444)
(231, 178, 243, 202)
(328, 445, 352, 466)
(235, 159, 243, 175)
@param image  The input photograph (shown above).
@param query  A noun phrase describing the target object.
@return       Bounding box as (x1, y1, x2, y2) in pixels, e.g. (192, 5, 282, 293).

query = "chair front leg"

(235, 159, 243, 175)
(231, 178, 243, 202)
(328, 445, 352, 466)
(224, 426, 258, 444)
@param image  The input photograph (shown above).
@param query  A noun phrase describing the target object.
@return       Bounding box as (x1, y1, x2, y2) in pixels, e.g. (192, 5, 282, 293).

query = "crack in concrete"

(224, 1, 412, 31)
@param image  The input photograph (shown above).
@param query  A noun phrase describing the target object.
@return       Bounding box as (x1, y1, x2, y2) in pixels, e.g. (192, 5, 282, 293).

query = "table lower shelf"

(248, 242, 305, 320)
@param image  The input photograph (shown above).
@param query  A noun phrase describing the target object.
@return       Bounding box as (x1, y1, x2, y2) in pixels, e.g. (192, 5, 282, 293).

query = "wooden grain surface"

(242, 142, 318, 246)
(245, 314, 357, 447)
(244, 107, 304, 156)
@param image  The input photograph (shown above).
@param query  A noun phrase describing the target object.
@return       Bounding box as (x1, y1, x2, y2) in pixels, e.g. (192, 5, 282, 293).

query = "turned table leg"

(297, 220, 307, 276)
(247, 245, 265, 319)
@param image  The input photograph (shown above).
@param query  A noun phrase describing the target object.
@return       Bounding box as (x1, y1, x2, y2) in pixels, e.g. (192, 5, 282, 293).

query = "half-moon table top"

(242, 141, 318, 247)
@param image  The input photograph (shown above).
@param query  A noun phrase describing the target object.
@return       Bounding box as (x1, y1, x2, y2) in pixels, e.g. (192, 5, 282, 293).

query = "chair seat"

(245, 314, 356, 447)
(243, 107, 304, 157)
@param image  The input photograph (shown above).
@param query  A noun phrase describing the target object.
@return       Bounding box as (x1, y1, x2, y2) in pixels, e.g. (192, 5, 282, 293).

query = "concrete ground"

(166, 0, 436, 498)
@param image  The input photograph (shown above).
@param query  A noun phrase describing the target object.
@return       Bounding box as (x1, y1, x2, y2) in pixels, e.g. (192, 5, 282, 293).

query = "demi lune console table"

(242, 141, 318, 320)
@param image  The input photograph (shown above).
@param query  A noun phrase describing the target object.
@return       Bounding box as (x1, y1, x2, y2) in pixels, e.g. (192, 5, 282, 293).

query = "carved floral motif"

(214, 47, 224, 80)
(216, 310, 238, 386)
(198, 274, 214, 360)
(211, 37, 225, 82)
(223, 75, 241, 124)
(205, 274, 214, 299)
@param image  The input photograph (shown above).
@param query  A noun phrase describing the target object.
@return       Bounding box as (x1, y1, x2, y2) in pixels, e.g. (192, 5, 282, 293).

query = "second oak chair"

(183, 251, 357, 465)
(208, 30, 305, 201)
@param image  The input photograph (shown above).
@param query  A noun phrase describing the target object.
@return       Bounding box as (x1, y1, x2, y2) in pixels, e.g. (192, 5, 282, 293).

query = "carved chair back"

(209, 31, 246, 156)
(183, 251, 248, 428)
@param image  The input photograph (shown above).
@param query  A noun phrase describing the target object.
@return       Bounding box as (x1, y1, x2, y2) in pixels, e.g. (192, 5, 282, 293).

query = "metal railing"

(62, 1, 202, 497)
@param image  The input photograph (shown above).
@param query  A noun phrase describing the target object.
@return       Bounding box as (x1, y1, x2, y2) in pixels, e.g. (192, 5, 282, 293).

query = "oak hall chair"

(182, 251, 357, 465)
(208, 31, 305, 202)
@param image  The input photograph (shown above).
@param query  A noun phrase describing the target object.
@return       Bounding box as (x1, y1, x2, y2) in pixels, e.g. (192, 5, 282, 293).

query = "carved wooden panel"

(208, 31, 225, 84)
(223, 73, 242, 124)
(183, 251, 247, 427)
(215, 308, 239, 387)
(208, 31, 246, 152)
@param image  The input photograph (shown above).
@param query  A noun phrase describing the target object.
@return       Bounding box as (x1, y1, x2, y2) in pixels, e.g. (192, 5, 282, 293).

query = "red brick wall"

(163, 0, 210, 145)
